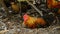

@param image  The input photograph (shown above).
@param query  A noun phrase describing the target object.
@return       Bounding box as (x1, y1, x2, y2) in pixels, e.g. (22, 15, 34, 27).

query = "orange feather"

(23, 14, 46, 28)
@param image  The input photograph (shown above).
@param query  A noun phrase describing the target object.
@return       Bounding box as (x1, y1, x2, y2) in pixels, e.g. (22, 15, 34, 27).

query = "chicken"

(10, 2, 20, 13)
(23, 14, 46, 28)
(47, 0, 60, 8)
(47, 0, 60, 14)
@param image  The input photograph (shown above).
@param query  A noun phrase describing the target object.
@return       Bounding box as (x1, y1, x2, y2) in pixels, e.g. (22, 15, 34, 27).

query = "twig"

(26, 1, 43, 16)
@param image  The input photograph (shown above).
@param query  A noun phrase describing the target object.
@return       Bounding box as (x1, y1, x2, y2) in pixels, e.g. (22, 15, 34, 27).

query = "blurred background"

(0, 0, 60, 34)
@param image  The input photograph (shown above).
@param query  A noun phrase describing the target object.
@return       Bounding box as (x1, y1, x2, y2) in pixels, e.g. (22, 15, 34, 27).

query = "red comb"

(23, 14, 29, 22)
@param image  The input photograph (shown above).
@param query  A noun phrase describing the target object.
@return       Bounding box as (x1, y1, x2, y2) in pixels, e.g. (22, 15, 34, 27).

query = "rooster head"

(23, 14, 30, 22)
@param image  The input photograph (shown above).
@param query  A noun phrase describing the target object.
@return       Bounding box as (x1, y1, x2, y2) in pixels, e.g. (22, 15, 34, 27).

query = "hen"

(47, 0, 60, 14)
(11, 2, 20, 13)
(23, 14, 46, 28)
(47, 0, 59, 8)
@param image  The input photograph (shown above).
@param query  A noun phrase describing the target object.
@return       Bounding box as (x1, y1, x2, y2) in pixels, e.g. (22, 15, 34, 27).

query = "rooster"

(23, 14, 46, 28)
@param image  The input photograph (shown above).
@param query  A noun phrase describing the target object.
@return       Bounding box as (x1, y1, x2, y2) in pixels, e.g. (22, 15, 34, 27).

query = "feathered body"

(47, 0, 60, 8)
(11, 2, 20, 13)
(23, 14, 46, 28)
(47, 0, 60, 14)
